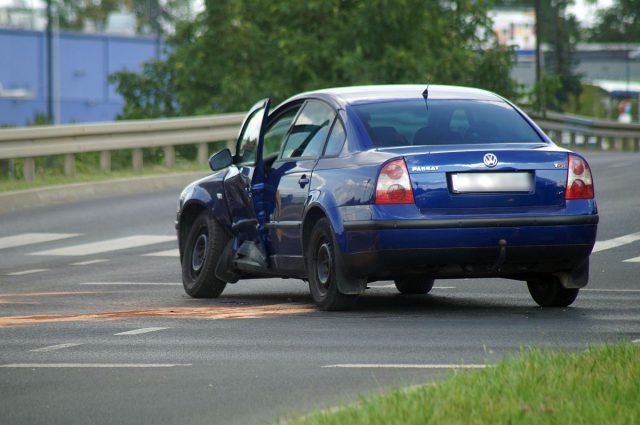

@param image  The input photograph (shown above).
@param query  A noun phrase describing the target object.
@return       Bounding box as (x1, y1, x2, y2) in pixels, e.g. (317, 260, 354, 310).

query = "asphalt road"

(1, 151, 639, 425)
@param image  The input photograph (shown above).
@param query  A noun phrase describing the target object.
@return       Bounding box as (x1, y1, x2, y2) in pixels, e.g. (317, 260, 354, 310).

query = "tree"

(493, 0, 582, 110)
(588, 0, 640, 42)
(111, 0, 520, 118)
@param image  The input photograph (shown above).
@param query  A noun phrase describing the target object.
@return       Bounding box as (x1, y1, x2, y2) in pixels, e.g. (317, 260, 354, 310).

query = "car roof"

(280, 85, 503, 109)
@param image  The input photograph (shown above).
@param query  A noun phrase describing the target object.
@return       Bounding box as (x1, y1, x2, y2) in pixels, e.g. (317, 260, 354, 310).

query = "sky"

(0, 0, 618, 27)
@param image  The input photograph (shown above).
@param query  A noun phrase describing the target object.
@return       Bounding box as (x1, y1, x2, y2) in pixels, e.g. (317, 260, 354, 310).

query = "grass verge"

(0, 161, 206, 192)
(280, 342, 639, 425)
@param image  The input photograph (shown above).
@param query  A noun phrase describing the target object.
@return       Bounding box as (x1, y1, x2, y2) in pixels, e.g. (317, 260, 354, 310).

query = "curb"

(0, 171, 209, 215)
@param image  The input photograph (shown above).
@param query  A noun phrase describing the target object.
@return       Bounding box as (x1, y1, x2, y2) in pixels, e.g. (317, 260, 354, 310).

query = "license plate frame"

(450, 172, 534, 193)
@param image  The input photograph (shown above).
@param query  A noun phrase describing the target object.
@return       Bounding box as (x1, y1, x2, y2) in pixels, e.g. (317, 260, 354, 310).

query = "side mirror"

(208, 148, 233, 171)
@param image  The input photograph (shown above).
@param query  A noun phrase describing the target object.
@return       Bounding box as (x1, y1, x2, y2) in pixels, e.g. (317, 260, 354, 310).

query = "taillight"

(565, 154, 594, 200)
(375, 159, 415, 204)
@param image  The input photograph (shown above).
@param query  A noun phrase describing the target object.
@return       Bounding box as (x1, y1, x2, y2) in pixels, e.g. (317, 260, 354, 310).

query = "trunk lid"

(400, 146, 568, 212)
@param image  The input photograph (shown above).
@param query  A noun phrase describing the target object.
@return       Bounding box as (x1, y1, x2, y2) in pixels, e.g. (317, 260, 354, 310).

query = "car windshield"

(352, 99, 544, 147)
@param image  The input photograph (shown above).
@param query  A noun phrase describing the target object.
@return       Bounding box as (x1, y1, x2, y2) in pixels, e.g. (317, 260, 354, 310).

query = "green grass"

(280, 342, 640, 425)
(0, 161, 206, 192)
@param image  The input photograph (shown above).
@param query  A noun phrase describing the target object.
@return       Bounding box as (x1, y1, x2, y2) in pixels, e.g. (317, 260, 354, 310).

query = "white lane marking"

(323, 364, 487, 369)
(80, 282, 180, 286)
(29, 235, 175, 256)
(30, 343, 83, 353)
(632, 339, 640, 344)
(369, 284, 456, 289)
(582, 288, 640, 293)
(0, 233, 80, 250)
(114, 327, 169, 336)
(142, 249, 179, 257)
(70, 259, 109, 266)
(623, 256, 640, 263)
(593, 232, 640, 253)
(5, 268, 49, 276)
(0, 363, 191, 368)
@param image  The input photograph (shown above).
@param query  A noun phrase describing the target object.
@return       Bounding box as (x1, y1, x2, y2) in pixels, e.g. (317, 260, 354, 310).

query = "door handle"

(298, 175, 310, 188)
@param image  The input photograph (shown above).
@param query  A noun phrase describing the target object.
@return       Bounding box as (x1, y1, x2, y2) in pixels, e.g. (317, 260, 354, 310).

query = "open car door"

(219, 98, 271, 277)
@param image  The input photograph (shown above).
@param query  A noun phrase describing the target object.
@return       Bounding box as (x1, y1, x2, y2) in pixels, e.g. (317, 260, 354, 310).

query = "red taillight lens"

(375, 159, 415, 204)
(565, 155, 594, 200)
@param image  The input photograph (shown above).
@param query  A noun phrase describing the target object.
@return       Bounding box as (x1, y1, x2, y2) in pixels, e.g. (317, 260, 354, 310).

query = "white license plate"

(450, 172, 533, 193)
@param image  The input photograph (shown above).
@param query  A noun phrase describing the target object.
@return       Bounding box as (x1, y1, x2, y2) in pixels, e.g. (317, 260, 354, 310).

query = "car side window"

(323, 118, 346, 157)
(280, 101, 335, 160)
(236, 108, 265, 165)
(263, 107, 300, 157)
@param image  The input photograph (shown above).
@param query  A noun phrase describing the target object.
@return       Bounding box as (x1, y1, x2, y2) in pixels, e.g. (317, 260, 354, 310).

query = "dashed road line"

(582, 288, 640, 293)
(0, 363, 191, 368)
(593, 232, 640, 253)
(0, 233, 81, 250)
(322, 364, 487, 369)
(70, 259, 109, 266)
(29, 235, 175, 256)
(114, 327, 169, 336)
(80, 282, 180, 286)
(623, 256, 640, 263)
(142, 249, 179, 257)
(632, 339, 639, 344)
(5, 268, 49, 276)
(30, 343, 83, 353)
(369, 284, 456, 289)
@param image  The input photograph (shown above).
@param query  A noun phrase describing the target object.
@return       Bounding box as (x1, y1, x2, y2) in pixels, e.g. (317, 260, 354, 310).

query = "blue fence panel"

(0, 28, 162, 126)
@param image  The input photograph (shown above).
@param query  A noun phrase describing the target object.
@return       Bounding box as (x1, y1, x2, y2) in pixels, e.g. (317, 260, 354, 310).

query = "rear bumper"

(341, 215, 598, 280)
(343, 214, 598, 231)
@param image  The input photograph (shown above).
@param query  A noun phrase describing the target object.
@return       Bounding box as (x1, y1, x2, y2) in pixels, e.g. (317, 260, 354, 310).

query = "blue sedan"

(176, 85, 598, 310)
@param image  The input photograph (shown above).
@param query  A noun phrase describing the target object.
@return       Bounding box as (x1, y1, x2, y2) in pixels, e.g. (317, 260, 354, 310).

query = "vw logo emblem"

(483, 153, 498, 168)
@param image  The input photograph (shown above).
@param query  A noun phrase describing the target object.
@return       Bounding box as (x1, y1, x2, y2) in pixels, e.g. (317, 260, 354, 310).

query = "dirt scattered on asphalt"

(0, 303, 317, 327)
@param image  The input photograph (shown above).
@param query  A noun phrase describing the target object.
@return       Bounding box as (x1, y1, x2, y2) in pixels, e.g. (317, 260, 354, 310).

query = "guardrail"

(530, 111, 640, 152)
(0, 113, 245, 181)
(0, 110, 639, 182)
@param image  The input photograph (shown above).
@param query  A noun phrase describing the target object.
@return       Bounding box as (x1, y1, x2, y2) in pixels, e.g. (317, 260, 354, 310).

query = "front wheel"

(182, 212, 229, 298)
(306, 218, 358, 311)
(527, 276, 579, 307)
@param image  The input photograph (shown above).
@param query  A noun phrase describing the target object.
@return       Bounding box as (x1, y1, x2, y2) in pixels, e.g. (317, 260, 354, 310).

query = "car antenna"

(422, 82, 430, 110)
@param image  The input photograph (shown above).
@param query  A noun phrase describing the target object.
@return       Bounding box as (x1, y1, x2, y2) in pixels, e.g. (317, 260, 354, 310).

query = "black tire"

(527, 275, 579, 307)
(181, 211, 229, 298)
(306, 218, 358, 311)
(394, 277, 435, 295)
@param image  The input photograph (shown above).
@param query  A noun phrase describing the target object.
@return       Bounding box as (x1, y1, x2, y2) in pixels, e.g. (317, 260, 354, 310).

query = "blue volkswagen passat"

(176, 85, 598, 310)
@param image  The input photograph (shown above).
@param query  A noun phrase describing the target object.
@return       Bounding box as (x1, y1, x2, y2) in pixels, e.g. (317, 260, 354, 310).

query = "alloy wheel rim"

(316, 241, 332, 290)
(191, 232, 208, 274)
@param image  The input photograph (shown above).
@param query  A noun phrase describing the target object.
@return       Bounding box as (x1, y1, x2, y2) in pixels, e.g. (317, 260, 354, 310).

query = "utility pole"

(46, 0, 53, 124)
(534, 0, 545, 115)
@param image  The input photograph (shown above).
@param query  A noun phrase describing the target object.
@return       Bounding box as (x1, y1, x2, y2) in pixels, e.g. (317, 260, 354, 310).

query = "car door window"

(280, 101, 335, 159)
(264, 107, 300, 157)
(236, 108, 266, 165)
(323, 118, 346, 157)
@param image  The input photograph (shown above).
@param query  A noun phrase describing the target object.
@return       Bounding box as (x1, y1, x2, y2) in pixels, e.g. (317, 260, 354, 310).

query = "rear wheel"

(394, 277, 435, 294)
(182, 212, 229, 298)
(527, 275, 579, 307)
(306, 218, 358, 311)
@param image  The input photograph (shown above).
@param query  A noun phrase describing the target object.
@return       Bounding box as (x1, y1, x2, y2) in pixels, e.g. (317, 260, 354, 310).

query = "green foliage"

(111, 0, 520, 118)
(280, 342, 640, 425)
(588, 0, 640, 42)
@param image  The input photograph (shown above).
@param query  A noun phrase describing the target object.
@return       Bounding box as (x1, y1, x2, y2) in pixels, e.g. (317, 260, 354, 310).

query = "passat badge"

(483, 153, 498, 168)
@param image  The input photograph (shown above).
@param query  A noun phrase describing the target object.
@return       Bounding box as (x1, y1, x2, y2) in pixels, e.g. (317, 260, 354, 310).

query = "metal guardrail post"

(197, 143, 208, 165)
(164, 146, 175, 167)
(100, 151, 111, 172)
(132, 149, 143, 172)
(23, 158, 35, 182)
(64, 154, 75, 177)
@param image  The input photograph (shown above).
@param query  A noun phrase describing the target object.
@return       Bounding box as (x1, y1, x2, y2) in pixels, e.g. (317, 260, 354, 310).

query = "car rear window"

(352, 99, 543, 147)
